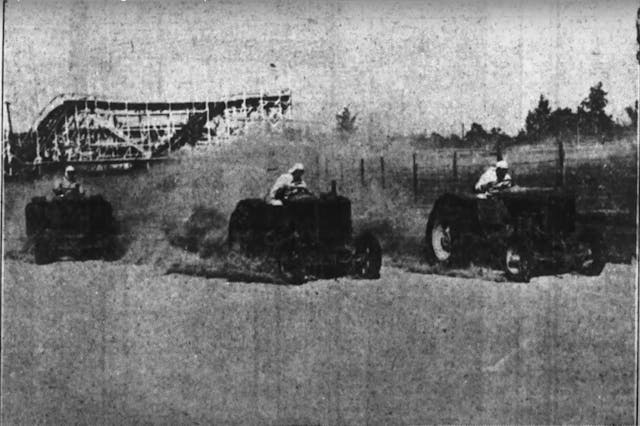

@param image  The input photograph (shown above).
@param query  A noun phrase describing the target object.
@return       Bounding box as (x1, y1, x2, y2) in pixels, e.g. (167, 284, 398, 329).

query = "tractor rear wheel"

(25, 200, 46, 238)
(100, 235, 120, 261)
(277, 243, 306, 285)
(34, 231, 56, 265)
(228, 203, 252, 252)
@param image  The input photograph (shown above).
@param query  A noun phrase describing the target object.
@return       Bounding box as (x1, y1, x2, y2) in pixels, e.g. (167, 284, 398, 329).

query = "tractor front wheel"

(353, 232, 382, 279)
(576, 229, 606, 276)
(503, 242, 532, 282)
(425, 207, 461, 266)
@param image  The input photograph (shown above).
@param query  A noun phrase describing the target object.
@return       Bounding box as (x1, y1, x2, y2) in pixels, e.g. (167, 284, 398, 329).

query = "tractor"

(25, 194, 120, 264)
(228, 182, 382, 284)
(424, 186, 605, 282)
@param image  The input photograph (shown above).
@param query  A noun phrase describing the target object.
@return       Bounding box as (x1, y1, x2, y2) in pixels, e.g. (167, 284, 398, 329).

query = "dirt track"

(2, 259, 635, 424)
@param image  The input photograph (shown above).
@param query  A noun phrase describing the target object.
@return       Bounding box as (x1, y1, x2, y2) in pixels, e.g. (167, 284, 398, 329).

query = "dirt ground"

(1, 259, 635, 425)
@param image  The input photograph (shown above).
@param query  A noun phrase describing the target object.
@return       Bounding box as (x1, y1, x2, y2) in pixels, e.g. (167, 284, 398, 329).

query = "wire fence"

(310, 141, 637, 217)
(5, 129, 636, 221)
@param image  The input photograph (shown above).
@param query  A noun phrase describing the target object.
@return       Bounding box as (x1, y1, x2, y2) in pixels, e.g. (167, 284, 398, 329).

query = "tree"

(549, 107, 577, 136)
(447, 133, 463, 147)
(336, 107, 357, 134)
(514, 129, 528, 144)
(427, 132, 446, 147)
(464, 122, 489, 146)
(525, 95, 551, 140)
(487, 127, 512, 156)
(625, 101, 638, 127)
(579, 82, 613, 135)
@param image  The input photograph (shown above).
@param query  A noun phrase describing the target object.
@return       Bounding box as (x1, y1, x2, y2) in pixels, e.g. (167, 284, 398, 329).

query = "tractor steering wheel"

(283, 186, 313, 201)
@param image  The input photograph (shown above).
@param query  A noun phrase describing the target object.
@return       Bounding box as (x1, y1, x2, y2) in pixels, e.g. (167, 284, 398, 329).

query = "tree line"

(336, 82, 636, 149)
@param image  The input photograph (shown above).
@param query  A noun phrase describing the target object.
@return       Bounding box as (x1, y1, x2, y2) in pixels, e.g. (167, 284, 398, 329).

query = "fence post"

(452, 150, 458, 184)
(360, 158, 365, 186)
(412, 152, 418, 202)
(380, 156, 385, 188)
(557, 138, 565, 188)
(316, 152, 321, 188)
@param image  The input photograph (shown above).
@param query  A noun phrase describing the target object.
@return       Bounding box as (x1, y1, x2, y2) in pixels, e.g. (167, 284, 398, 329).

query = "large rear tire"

(277, 237, 306, 284)
(100, 235, 120, 261)
(353, 232, 382, 279)
(34, 231, 56, 265)
(228, 202, 253, 252)
(278, 259, 306, 285)
(25, 200, 46, 238)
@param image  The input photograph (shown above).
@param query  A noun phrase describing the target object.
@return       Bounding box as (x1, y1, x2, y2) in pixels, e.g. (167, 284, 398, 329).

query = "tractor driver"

(267, 162, 308, 205)
(53, 165, 85, 198)
(474, 160, 513, 194)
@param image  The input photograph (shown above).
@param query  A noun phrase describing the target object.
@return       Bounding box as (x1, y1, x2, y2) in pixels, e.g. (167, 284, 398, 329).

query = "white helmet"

(288, 163, 304, 174)
(496, 160, 508, 170)
(65, 165, 75, 173)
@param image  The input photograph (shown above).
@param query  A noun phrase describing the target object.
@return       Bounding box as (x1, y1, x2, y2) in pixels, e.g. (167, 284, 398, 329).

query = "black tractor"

(25, 195, 120, 264)
(424, 186, 605, 282)
(228, 182, 382, 284)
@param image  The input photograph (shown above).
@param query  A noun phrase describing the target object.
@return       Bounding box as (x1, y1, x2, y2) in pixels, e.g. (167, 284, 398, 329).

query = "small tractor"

(25, 195, 120, 264)
(424, 186, 605, 282)
(228, 182, 382, 284)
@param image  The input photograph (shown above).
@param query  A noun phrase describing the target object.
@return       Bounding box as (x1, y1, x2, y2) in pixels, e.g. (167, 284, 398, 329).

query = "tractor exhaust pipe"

(331, 180, 337, 195)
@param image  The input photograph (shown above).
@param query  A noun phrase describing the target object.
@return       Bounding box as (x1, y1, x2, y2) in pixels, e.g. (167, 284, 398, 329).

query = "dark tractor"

(424, 187, 605, 282)
(25, 195, 120, 265)
(228, 183, 382, 284)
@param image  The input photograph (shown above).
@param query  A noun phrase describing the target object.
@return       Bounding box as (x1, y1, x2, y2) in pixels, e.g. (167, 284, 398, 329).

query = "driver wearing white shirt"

(267, 163, 308, 205)
(475, 160, 513, 194)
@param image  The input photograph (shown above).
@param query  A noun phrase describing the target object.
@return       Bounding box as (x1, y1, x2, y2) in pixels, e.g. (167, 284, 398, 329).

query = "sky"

(2, 0, 638, 136)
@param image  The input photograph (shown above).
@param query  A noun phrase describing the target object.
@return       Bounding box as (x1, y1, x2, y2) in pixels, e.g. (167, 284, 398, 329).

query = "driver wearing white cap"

(53, 165, 85, 198)
(474, 159, 512, 193)
(267, 162, 308, 205)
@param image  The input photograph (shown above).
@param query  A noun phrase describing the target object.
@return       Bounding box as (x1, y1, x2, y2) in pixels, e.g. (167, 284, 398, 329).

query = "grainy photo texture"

(1, 0, 638, 424)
